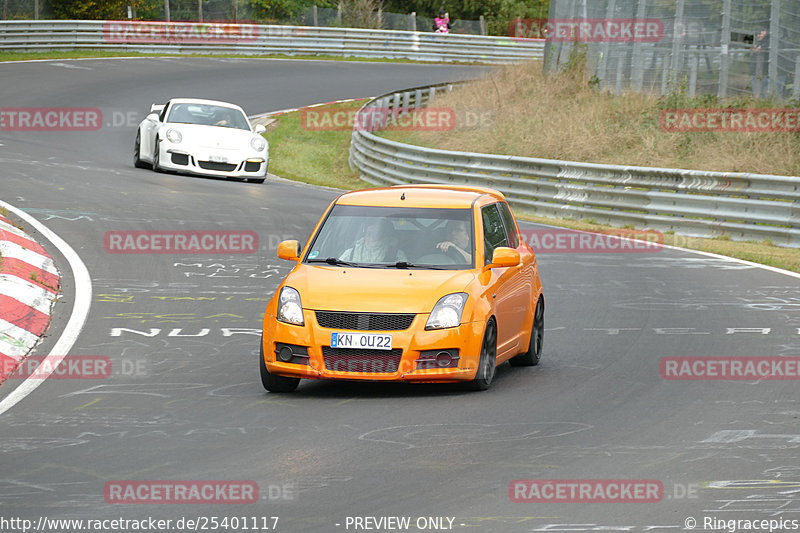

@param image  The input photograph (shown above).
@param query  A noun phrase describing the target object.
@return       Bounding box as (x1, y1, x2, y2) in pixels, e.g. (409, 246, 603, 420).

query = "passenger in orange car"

(340, 219, 408, 263)
(436, 220, 471, 262)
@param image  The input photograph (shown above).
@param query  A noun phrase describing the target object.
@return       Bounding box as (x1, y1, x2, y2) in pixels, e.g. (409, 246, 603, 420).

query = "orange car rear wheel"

(510, 295, 544, 367)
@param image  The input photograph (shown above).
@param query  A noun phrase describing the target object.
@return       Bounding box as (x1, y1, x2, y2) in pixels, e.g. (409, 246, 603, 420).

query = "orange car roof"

(336, 184, 505, 209)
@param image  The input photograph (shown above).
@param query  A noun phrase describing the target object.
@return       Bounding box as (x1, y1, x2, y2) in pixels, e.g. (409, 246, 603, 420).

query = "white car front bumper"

(159, 146, 268, 179)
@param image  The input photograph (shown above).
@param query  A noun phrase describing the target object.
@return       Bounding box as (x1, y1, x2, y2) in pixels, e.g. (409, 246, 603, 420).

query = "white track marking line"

(520, 220, 800, 281)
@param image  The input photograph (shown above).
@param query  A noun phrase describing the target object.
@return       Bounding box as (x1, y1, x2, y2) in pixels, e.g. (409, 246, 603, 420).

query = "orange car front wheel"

(469, 318, 497, 391)
(260, 336, 300, 393)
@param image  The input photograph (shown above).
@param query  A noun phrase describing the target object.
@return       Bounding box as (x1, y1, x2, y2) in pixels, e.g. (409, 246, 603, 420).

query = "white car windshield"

(304, 205, 474, 269)
(166, 103, 250, 131)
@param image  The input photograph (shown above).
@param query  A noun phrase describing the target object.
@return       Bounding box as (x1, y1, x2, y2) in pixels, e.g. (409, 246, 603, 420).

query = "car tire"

(152, 137, 162, 173)
(510, 296, 544, 367)
(469, 319, 497, 391)
(133, 131, 150, 169)
(259, 336, 300, 393)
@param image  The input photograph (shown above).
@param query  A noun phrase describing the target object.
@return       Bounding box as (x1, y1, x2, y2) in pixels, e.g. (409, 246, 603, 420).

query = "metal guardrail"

(349, 83, 800, 247)
(0, 20, 544, 63)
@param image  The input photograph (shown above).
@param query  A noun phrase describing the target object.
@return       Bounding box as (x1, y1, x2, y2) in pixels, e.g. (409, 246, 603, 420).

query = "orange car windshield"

(304, 205, 474, 270)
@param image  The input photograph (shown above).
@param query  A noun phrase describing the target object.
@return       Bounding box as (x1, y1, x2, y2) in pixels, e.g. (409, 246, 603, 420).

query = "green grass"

(379, 59, 800, 177)
(266, 100, 371, 190)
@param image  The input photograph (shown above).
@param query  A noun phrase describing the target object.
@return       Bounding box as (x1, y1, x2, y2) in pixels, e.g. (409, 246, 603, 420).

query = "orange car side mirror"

(488, 247, 520, 268)
(277, 240, 300, 261)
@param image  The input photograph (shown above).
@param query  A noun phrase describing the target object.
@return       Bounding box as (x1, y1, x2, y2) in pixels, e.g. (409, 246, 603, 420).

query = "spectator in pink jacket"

(434, 9, 451, 33)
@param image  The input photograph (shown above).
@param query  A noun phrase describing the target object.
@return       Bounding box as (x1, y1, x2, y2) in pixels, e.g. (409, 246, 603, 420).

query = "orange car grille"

(315, 311, 415, 331)
(322, 347, 403, 373)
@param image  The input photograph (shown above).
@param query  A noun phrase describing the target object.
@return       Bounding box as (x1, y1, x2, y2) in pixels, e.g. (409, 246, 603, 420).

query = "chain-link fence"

(0, 0, 258, 22)
(544, 0, 800, 100)
(272, 5, 484, 34)
(1, 0, 54, 20)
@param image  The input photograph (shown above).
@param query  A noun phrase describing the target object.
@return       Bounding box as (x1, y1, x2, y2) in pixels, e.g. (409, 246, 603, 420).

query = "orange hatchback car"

(260, 184, 544, 392)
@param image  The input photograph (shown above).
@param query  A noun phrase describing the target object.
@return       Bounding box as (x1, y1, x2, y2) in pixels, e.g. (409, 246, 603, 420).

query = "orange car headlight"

(426, 292, 468, 330)
(277, 286, 304, 326)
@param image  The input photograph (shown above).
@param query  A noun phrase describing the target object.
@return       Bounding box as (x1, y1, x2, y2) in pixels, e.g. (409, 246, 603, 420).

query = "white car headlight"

(277, 286, 304, 326)
(165, 128, 182, 144)
(426, 293, 468, 330)
(250, 136, 266, 152)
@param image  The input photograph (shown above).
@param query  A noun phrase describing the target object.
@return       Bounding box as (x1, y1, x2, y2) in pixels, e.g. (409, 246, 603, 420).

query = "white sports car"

(134, 98, 269, 183)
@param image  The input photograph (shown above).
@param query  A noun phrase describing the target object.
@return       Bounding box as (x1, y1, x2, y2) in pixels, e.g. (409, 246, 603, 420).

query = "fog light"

(435, 351, 453, 368)
(278, 346, 294, 362)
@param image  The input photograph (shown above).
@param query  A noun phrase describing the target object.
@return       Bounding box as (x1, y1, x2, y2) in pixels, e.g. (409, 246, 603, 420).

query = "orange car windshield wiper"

(388, 261, 446, 270)
(307, 257, 380, 268)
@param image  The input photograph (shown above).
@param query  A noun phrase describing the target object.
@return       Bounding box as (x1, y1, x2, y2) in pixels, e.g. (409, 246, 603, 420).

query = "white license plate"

(331, 332, 393, 350)
(209, 155, 228, 163)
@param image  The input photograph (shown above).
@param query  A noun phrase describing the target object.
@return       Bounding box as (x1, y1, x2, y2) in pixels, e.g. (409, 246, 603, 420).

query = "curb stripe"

(0, 226, 48, 256)
(0, 211, 59, 382)
(0, 274, 55, 315)
(0, 295, 52, 336)
(0, 240, 58, 275)
(0, 217, 31, 238)
(0, 319, 41, 359)
(0, 257, 60, 293)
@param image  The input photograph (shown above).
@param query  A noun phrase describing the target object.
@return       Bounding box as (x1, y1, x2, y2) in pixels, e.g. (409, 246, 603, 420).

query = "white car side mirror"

(146, 112, 160, 122)
(254, 124, 266, 134)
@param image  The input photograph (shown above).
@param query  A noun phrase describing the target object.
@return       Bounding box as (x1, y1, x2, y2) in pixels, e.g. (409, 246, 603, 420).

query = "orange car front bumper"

(262, 310, 485, 383)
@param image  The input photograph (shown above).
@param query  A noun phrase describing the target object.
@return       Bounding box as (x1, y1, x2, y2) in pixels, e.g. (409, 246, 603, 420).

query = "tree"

(50, 0, 160, 19)
(248, 0, 335, 23)
(338, 0, 384, 29)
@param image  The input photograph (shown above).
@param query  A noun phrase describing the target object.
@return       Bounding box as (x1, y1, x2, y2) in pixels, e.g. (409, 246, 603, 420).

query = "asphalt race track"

(1, 57, 799, 532)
